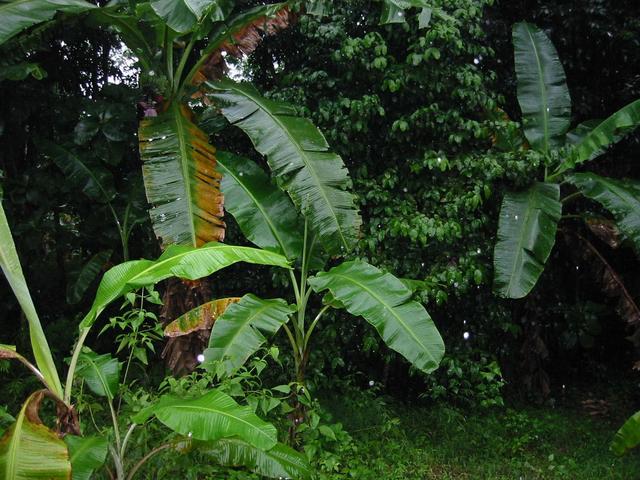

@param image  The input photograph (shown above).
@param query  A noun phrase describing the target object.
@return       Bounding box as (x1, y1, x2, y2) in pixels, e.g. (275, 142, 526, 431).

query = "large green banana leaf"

(204, 294, 295, 375)
(75, 350, 120, 400)
(198, 438, 312, 479)
(513, 22, 571, 153)
(205, 79, 361, 255)
(164, 297, 240, 337)
(0, 0, 96, 46)
(558, 98, 640, 173)
(218, 151, 303, 260)
(0, 199, 62, 397)
(0, 391, 71, 480)
(139, 103, 225, 249)
(568, 173, 640, 252)
(133, 389, 277, 450)
(64, 435, 108, 480)
(80, 243, 289, 329)
(611, 411, 640, 456)
(493, 182, 562, 299)
(308, 260, 444, 374)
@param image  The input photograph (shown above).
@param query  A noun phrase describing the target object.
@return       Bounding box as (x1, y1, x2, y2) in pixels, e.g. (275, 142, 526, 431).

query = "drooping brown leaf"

(575, 233, 640, 327)
(164, 297, 241, 337)
(191, 5, 295, 86)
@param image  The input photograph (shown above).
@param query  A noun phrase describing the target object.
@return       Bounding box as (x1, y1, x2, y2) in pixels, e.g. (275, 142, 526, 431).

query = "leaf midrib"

(524, 25, 550, 153)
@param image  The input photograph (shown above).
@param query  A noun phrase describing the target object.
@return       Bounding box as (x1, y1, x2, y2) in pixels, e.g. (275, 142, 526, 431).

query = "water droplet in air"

(463, 331, 470, 340)
(514, 215, 519, 220)
(473, 58, 480, 65)
(476, 248, 481, 254)
(403, 187, 408, 193)
(368, 380, 374, 386)
(197, 353, 205, 363)
(239, 172, 243, 177)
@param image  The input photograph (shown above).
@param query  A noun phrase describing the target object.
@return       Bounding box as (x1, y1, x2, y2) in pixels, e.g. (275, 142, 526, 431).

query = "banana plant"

(160, 81, 445, 433)
(492, 22, 640, 299)
(0, 191, 311, 479)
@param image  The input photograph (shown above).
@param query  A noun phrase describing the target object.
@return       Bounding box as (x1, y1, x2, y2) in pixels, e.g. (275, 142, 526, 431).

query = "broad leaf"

(0, 391, 71, 480)
(0, 199, 62, 396)
(80, 243, 289, 329)
(204, 294, 295, 374)
(45, 143, 116, 203)
(66, 250, 113, 305)
(133, 389, 277, 450)
(513, 22, 571, 152)
(150, 0, 231, 33)
(199, 438, 312, 479)
(206, 79, 361, 255)
(64, 435, 108, 480)
(568, 173, 640, 252)
(611, 411, 640, 456)
(164, 297, 241, 337)
(75, 349, 120, 400)
(0, 0, 96, 46)
(493, 182, 562, 299)
(559, 98, 640, 173)
(218, 151, 303, 260)
(308, 260, 444, 374)
(139, 103, 225, 248)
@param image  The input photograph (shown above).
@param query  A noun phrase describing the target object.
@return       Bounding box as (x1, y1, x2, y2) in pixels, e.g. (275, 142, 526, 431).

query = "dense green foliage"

(1, 0, 640, 477)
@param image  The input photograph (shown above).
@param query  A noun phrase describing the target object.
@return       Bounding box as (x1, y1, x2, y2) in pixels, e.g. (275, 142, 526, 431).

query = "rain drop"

(197, 353, 205, 363)
(476, 248, 481, 254)
(463, 331, 470, 340)
(239, 172, 244, 177)
(473, 58, 480, 65)
(514, 215, 519, 220)
(403, 187, 408, 193)
(368, 380, 375, 386)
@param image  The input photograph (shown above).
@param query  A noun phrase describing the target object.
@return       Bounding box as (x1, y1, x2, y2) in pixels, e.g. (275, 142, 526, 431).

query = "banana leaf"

(204, 294, 295, 375)
(205, 79, 361, 255)
(0, 198, 62, 397)
(0, 0, 96, 46)
(64, 435, 108, 480)
(512, 22, 571, 152)
(133, 389, 277, 450)
(45, 143, 116, 203)
(139, 103, 225, 248)
(568, 173, 640, 252)
(75, 349, 120, 400)
(218, 151, 303, 260)
(493, 182, 562, 299)
(308, 260, 444, 374)
(0, 391, 71, 480)
(164, 297, 240, 337)
(66, 250, 113, 305)
(80, 243, 289, 329)
(611, 411, 640, 456)
(558, 98, 640, 173)
(198, 438, 312, 479)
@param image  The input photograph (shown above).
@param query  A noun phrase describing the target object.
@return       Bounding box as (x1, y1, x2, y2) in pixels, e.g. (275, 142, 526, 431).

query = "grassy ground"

(319, 395, 640, 479)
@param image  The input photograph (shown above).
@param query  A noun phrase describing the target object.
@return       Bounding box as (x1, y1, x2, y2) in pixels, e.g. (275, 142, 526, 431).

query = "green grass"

(318, 395, 640, 479)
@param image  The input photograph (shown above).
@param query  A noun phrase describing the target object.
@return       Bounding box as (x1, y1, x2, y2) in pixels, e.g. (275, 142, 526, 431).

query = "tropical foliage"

(491, 22, 640, 299)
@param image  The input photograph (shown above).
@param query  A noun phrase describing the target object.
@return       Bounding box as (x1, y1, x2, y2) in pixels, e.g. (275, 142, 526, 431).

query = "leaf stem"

(64, 327, 90, 403)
